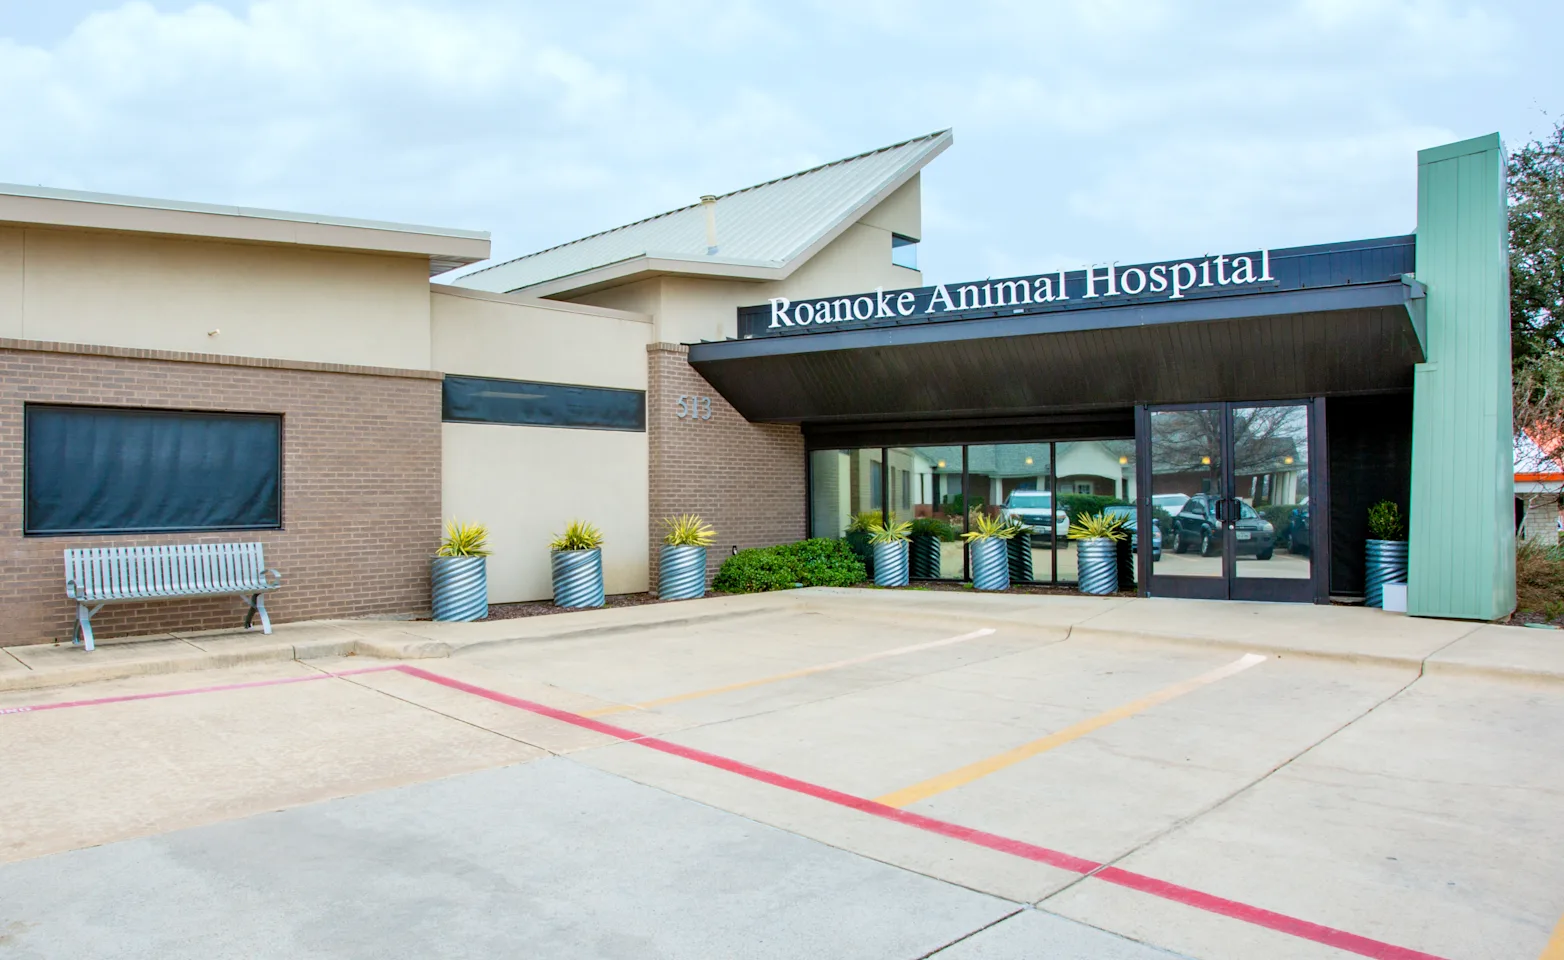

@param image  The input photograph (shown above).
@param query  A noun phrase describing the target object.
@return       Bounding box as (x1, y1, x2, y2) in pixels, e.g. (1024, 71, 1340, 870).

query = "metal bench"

(63, 543, 281, 652)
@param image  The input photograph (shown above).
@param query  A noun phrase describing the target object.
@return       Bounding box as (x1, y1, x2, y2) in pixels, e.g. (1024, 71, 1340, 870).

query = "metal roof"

(456, 130, 952, 295)
(0, 182, 491, 276)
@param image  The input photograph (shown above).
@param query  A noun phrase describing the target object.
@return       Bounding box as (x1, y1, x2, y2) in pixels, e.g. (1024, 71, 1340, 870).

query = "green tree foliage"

(1511, 121, 1564, 444)
(1511, 121, 1564, 365)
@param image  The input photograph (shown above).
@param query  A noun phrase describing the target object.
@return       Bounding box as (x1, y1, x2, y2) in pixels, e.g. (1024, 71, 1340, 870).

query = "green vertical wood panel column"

(1408, 133, 1515, 620)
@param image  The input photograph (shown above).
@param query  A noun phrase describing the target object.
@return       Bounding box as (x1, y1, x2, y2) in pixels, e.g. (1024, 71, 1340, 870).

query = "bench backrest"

(64, 543, 269, 602)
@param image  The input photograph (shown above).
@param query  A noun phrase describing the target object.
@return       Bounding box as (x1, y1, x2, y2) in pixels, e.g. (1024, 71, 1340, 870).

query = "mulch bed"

(481, 593, 668, 621)
(1504, 610, 1563, 629)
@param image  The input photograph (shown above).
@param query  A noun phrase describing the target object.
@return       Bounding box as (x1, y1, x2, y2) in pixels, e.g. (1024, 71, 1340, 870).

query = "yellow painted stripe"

(874, 653, 1269, 808)
(1540, 911, 1564, 959)
(584, 628, 997, 717)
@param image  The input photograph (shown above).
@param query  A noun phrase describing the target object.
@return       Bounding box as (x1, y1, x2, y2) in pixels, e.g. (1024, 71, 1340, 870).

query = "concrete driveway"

(2, 590, 1562, 959)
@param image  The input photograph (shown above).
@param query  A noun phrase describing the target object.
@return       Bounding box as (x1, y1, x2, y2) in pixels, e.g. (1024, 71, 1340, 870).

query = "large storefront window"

(809, 439, 1132, 584)
(889, 446, 963, 578)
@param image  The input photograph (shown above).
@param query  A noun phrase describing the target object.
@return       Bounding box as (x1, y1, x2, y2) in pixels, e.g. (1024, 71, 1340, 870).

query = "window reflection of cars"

(1169, 494, 1274, 559)
(1287, 502, 1309, 555)
(999, 491, 1068, 542)
(1100, 505, 1161, 561)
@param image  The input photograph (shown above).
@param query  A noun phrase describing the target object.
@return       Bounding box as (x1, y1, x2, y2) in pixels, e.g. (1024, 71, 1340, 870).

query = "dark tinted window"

(25, 405, 282, 535)
(1185, 498, 1206, 518)
(443, 375, 645, 432)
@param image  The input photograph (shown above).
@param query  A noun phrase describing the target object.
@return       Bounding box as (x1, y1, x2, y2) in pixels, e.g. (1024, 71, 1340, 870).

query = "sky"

(1, 0, 1560, 286)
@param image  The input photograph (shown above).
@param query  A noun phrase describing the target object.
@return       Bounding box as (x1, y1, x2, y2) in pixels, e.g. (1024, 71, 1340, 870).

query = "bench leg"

(246, 593, 272, 635)
(75, 603, 99, 652)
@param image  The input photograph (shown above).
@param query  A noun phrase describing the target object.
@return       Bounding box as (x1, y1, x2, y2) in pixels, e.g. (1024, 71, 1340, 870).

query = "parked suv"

(1100, 505, 1161, 561)
(1169, 494, 1274, 559)
(999, 490, 1069, 542)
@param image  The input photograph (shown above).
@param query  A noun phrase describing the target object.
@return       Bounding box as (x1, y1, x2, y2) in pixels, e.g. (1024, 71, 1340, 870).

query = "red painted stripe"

(399, 666, 1102, 874)
(0, 659, 1457, 960)
(0, 666, 397, 716)
(397, 665, 1453, 960)
(1094, 868, 1448, 960)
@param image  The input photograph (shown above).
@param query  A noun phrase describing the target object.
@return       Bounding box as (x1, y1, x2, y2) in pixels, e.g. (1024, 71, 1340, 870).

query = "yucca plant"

(866, 519, 913, 544)
(549, 520, 604, 552)
(437, 520, 492, 557)
(663, 514, 716, 546)
(961, 511, 1019, 542)
(1068, 512, 1128, 541)
(846, 510, 887, 533)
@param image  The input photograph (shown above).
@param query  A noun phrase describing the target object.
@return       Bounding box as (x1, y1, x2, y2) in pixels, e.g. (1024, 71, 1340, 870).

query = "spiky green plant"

(662, 514, 716, 547)
(866, 519, 913, 544)
(846, 510, 886, 533)
(549, 520, 604, 552)
(1367, 501, 1406, 541)
(437, 520, 492, 557)
(1068, 512, 1128, 542)
(961, 511, 1019, 542)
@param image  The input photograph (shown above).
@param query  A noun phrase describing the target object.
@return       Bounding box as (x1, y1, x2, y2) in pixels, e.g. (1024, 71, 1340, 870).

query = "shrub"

(942, 493, 981, 515)
(1367, 501, 1406, 541)
(909, 517, 958, 541)
(1058, 494, 1126, 524)
(1517, 539, 1564, 614)
(713, 538, 867, 593)
(1260, 504, 1298, 546)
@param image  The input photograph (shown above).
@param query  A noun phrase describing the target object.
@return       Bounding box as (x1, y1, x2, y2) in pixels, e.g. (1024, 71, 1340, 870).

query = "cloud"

(0, 0, 1553, 284)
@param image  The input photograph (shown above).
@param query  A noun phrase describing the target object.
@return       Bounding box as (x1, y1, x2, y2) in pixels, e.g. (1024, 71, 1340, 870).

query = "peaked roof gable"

(455, 130, 951, 296)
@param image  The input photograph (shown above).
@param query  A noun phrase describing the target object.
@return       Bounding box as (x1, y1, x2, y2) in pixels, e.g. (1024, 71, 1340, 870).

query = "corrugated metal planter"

(1007, 531, 1033, 583)
(910, 535, 942, 579)
(552, 548, 605, 609)
(658, 545, 707, 600)
(1365, 539, 1408, 609)
(873, 541, 909, 587)
(431, 556, 488, 622)
(1077, 539, 1119, 595)
(970, 539, 1010, 591)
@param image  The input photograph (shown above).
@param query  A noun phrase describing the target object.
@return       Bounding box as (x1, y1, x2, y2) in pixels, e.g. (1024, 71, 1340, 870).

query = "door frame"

(1135, 399, 1329, 604)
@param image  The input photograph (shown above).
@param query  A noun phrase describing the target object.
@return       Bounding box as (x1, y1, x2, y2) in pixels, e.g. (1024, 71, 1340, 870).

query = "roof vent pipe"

(700, 195, 718, 255)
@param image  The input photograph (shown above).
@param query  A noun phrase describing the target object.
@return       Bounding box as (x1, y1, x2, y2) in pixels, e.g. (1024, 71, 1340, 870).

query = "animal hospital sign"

(741, 249, 1279, 338)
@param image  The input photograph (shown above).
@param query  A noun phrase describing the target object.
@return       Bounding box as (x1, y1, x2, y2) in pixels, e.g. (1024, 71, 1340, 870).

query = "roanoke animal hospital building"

(0, 129, 1515, 646)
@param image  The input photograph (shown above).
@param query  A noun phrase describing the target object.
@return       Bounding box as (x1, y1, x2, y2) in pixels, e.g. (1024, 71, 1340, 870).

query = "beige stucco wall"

(430, 286, 649, 388)
(0, 225, 433, 369)
(432, 286, 652, 602)
(442, 422, 649, 602)
(569, 180, 925, 345)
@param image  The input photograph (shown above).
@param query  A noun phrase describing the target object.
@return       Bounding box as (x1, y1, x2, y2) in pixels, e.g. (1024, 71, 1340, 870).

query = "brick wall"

(0, 341, 442, 646)
(1519, 493, 1561, 544)
(647, 342, 804, 592)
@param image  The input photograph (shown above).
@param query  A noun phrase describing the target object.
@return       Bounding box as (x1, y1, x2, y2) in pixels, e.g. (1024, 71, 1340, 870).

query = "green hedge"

(1058, 494, 1128, 524)
(1260, 504, 1301, 546)
(713, 538, 867, 594)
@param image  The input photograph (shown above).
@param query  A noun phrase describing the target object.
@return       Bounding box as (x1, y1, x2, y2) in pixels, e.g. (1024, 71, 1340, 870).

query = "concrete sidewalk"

(4, 587, 1561, 694)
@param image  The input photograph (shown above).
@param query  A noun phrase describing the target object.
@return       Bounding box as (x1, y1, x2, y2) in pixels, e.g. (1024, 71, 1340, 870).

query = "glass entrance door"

(1143, 401, 1316, 602)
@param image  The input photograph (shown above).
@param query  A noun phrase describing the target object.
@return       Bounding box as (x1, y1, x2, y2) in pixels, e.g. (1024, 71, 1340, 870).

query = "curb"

(0, 636, 443, 695)
(0, 597, 797, 695)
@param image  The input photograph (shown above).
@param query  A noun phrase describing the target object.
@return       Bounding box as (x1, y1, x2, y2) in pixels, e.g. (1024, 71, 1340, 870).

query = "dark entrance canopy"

(688, 236, 1424, 425)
